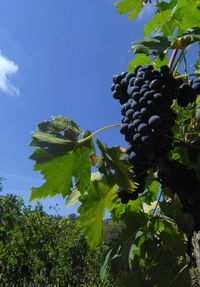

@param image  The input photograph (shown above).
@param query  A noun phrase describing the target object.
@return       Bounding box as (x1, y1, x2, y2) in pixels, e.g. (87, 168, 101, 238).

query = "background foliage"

(0, 194, 119, 286)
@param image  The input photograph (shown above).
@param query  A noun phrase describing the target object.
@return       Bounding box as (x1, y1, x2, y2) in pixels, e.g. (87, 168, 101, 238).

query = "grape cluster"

(111, 64, 200, 203)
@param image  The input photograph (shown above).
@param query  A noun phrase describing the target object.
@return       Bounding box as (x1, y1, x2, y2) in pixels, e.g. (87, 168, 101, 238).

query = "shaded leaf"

(131, 45, 150, 55)
(133, 36, 172, 52)
(96, 139, 137, 192)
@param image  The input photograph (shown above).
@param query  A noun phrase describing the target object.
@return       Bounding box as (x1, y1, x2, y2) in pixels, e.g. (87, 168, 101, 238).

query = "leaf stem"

(77, 124, 122, 144)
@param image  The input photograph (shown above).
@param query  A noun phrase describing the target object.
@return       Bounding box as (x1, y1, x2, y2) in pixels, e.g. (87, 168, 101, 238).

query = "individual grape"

(132, 92, 141, 101)
(150, 79, 162, 90)
(132, 119, 142, 129)
(139, 96, 147, 106)
(134, 77, 145, 87)
(128, 151, 137, 164)
(138, 123, 149, 135)
(126, 109, 134, 119)
(144, 90, 154, 100)
(137, 71, 145, 78)
(132, 111, 141, 120)
(160, 65, 170, 74)
(152, 70, 161, 79)
(120, 124, 128, 135)
(133, 133, 141, 144)
(148, 115, 161, 129)
(192, 81, 200, 95)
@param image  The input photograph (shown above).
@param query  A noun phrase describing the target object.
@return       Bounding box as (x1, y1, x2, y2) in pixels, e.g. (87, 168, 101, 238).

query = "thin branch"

(153, 190, 163, 216)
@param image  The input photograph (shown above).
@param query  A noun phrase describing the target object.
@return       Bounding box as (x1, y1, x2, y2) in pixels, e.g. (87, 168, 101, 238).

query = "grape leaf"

(131, 45, 150, 55)
(96, 139, 137, 193)
(128, 54, 152, 72)
(30, 142, 93, 200)
(170, 0, 200, 34)
(78, 178, 117, 249)
(115, 0, 143, 20)
(30, 116, 94, 200)
(133, 36, 172, 52)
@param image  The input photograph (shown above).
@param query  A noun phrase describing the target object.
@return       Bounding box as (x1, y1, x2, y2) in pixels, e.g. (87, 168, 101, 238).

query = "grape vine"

(29, 0, 200, 285)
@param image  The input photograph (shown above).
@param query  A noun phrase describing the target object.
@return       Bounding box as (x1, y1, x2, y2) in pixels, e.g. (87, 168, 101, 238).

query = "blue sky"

(0, 1, 155, 215)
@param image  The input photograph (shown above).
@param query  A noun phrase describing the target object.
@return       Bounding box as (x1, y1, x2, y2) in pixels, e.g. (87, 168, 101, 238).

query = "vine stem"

(153, 190, 163, 216)
(171, 47, 186, 73)
(175, 73, 200, 79)
(168, 49, 178, 70)
(77, 124, 122, 144)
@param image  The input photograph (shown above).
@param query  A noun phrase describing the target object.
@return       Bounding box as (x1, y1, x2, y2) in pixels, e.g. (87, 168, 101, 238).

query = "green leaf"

(131, 45, 150, 55)
(100, 245, 121, 281)
(133, 36, 172, 52)
(128, 54, 152, 72)
(143, 8, 172, 37)
(78, 178, 117, 249)
(30, 141, 93, 201)
(30, 116, 95, 201)
(115, 0, 143, 20)
(171, 0, 200, 34)
(96, 140, 137, 192)
(30, 116, 82, 160)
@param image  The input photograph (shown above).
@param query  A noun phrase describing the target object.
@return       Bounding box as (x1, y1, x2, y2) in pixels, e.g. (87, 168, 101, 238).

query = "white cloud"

(0, 52, 19, 95)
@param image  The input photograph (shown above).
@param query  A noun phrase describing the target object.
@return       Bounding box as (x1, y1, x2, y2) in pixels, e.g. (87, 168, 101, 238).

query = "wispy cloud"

(0, 52, 19, 96)
(0, 172, 41, 183)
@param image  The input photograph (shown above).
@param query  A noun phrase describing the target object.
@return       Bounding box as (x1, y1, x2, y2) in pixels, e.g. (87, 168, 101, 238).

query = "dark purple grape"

(141, 134, 154, 145)
(128, 151, 137, 164)
(192, 82, 200, 95)
(139, 96, 147, 106)
(126, 109, 134, 119)
(160, 65, 169, 75)
(137, 71, 145, 78)
(132, 111, 141, 120)
(120, 124, 128, 135)
(144, 90, 154, 100)
(134, 65, 142, 74)
(133, 133, 141, 144)
(150, 79, 162, 90)
(148, 115, 161, 129)
(113, 74, 124, 84)
(134, 78, 145, 87)
(132, 119, 142, 129)
(138, 123, 149, 135)
(132, 92, 141, 101)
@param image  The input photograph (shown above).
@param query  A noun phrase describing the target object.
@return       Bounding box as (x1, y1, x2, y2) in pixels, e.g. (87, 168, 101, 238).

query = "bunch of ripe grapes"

(111, 64, 200, 203)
